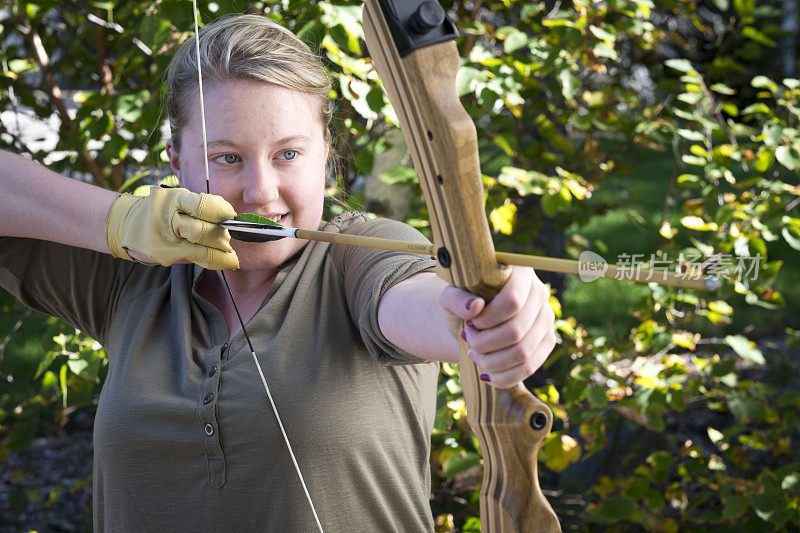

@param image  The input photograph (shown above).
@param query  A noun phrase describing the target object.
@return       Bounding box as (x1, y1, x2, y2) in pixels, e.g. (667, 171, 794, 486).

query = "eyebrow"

(202, 135, 313, 149)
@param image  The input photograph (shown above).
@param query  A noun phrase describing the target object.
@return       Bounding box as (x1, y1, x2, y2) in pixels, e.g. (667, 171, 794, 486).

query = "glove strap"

(106, 193, 141, 260)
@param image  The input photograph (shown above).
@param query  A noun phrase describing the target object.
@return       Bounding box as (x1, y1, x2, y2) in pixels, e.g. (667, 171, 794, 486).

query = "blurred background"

(0, 0, 798, 531)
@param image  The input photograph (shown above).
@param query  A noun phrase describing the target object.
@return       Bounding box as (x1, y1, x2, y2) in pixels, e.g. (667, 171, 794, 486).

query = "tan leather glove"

(106, 186, 239, 270)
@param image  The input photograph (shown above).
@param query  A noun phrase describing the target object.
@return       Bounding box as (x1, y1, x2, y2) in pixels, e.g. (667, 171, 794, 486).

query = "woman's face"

(168, 80, 328, 271)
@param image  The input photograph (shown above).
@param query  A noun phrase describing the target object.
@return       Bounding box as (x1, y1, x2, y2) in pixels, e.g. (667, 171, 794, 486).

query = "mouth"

(266, 214, 285, 225)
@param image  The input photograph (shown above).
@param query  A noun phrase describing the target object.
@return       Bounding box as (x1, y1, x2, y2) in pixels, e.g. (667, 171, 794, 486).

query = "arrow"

(220, 220, 721, 291)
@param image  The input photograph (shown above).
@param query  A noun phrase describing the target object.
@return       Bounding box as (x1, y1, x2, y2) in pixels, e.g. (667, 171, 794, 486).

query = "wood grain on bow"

(362, 1, 561, 531)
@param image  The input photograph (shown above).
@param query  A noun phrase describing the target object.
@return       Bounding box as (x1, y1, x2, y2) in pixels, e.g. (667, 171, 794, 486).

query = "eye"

(279, 150, 298, 160)
(212, 153, 240, 164)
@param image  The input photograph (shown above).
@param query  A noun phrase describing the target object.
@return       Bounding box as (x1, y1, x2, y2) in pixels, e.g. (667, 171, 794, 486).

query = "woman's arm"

(0, 150, 238, 270)
(378, 266, 557, 388)
(378, 272, 459, 362)
(0, 150, 118, 253)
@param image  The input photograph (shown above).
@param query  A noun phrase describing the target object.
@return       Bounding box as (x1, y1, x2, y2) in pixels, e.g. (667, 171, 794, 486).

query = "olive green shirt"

(0, 211, 439, 532)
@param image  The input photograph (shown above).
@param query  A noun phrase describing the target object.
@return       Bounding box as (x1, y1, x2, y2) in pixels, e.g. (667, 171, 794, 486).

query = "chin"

(233, 238, 306, 270)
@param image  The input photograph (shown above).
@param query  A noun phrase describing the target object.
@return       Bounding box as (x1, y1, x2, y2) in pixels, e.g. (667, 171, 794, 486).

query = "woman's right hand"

(106, 186, 239, 270)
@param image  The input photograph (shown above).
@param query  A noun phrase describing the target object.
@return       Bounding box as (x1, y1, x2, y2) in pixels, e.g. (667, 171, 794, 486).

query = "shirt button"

(204, 423, 215, 436)
(203, 393, 215, 405)
(208, 365, 217, 377)
(221, 343, 228, 354)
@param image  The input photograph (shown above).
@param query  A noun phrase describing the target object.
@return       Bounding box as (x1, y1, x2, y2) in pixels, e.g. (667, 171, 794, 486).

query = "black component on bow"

(376, 0, 457, 57)
(530, 411, 548, 431)
(437, 246, 451, 268)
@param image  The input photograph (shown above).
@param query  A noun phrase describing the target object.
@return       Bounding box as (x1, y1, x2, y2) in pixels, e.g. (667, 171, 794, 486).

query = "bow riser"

(363, 32, 503, 296)
(363, 1, 560, 531)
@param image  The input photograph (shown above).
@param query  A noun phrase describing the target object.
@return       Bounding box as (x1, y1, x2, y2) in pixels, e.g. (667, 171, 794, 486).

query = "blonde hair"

(166, 14, 332, 153)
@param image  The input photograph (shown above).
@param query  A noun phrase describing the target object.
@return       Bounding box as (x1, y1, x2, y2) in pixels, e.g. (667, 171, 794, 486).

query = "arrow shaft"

(221, 222, 717, 290)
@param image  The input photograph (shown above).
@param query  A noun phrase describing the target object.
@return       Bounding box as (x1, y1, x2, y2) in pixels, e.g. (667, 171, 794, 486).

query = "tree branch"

(20, 12, 106, 186)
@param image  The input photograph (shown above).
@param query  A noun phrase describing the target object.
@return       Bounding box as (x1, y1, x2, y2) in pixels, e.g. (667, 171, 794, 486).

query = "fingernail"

(461, 329, 467, 340)
(466, 298, 476, 311)
(479, 373, 491, 383)
(466, 320, 475, 328)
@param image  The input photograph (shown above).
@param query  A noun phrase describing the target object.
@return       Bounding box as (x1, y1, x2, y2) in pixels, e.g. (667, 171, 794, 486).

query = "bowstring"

(191, 4, 323, 531)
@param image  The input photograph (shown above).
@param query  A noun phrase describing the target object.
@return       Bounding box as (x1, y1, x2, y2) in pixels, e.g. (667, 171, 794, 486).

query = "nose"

(241, 159, 280, 205)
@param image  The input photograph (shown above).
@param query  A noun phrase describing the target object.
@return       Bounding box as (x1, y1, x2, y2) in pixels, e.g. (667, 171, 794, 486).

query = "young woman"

(0, 14, 556, 531)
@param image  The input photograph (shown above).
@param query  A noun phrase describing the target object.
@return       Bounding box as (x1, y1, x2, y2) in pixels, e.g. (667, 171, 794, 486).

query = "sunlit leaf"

(490, 202, 517, 235)
(680, 216, 718, 231)
(726, 335, 765, 364)
(541, 433, 581, 472)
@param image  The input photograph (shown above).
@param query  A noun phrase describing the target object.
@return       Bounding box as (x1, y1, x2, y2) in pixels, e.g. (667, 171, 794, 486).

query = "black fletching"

(228, 229, 284, 243)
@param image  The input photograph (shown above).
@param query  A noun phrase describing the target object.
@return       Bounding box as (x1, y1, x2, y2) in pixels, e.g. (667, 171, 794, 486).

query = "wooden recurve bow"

(363, 1, 561, 531)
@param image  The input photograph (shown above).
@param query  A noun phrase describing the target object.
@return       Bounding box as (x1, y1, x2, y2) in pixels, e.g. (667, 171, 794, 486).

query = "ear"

(165, 138, 182, 183)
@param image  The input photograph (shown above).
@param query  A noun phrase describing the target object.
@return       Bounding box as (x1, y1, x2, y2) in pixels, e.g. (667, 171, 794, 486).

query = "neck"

(222, 267, 278, 298)
(199, 267, 278, 340)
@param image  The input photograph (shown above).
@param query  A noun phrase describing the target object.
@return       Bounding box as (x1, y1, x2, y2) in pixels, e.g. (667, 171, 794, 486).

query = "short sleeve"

(325, 212, 437, 365)
(0, 236, 136, 343)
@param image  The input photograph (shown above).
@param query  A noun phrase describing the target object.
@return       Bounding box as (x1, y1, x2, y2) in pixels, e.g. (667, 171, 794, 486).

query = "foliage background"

(1, 0, 799, 530)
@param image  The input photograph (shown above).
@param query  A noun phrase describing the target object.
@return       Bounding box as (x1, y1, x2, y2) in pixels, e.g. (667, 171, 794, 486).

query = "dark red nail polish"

(461, 329, 467, 340)
(466, 320, 475, 328)
(466, 298, 476, 310)
(480, 373, 491, 382)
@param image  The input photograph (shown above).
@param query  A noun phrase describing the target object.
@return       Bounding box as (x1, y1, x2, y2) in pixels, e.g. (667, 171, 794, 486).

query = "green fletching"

(234, 212, 283, 227)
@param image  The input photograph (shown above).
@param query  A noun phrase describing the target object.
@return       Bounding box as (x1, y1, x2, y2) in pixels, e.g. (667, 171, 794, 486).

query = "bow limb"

(362, 2, 560, 532)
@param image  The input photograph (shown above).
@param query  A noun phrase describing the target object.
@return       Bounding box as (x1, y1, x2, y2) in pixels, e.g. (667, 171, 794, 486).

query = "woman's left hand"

(438, 266, 558, 388)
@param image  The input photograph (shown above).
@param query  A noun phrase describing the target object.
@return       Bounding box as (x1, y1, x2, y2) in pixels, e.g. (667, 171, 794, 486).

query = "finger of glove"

(175, 189, 236, 223)
(172, 213, 234, 252)
(180, 242, 240, 270)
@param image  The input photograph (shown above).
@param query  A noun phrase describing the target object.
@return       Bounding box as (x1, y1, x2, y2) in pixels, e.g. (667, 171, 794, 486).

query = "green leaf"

(587, 385, 607, 408)
(742, 103, 771, 115)
(677, 92, 703, 105)
(114, 91, 151, 123)
(728, 397, 765, 423)
(589, 25, 616, 43)
(665, 59, 694, 73)
(139, 16, 171, 50)
(541, 187, 571, 216)
(781, 218, 800, 251)
(234, 213, 282, 227)
(709, 83, 736, 95)
(677, 128, 705, 141)
(750, 491, 777, 519)
(712, 0, 730, 11)
(775, 145, 800, 170)
(502, 28, 529, 53)
(784, 78, 800, 90)
(742, 26, 776, 47)
(721, 494, 749, 520)
(557, 69, 579, 100)
(751, 75, 777, 90)
(455, 67, 488, 97)
(708, 300, 733, 315)
(441, 451, 481, 476)
(726, 335, 765, 365)
(596, 496, 636, 519)
(734, 0, 756, 16)
(67, 358, 89, 377)
(59, 363, 68, 408)
(379, 165, 417, 185)
(461, 517, 482, 533)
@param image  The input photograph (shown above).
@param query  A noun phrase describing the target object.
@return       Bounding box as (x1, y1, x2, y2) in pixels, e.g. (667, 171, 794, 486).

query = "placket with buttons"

(197, 342, 228, 488)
